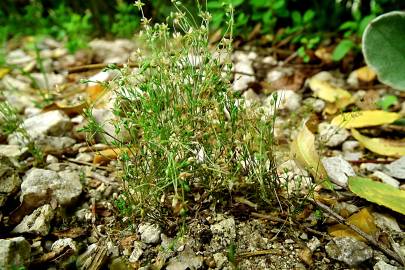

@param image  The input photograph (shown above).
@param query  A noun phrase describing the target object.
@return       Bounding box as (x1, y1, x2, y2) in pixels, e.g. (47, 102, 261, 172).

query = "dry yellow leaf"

(308, 78, 354, 113)
(0, 68, 10, 79)
(356, 66, 377, 82)
(331, 110, 400, 128)
(93, 147, 133, 165)
(314, 47, 333, 63)
(328, 208, 377, 241)
(351, 129, 405, 157)
(290, 121, 328, 183)
(309, 78, 352, 102)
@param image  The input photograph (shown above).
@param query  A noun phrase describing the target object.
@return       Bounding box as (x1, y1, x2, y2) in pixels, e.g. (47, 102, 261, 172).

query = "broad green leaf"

(349, 176, 405, 215)
(303, 10, 315, 24)
(331, 110, 400, 128)
(362, 11, 405, 91)
(332, 39, 354, 61)
(351, 129, 405, 157)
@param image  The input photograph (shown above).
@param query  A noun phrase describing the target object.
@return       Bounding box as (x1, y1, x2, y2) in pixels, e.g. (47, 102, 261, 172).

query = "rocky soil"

(0, 38, 404, 270)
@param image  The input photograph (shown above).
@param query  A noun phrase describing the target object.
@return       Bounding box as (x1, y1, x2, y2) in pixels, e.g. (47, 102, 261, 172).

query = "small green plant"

(49, 6, 93, 53)
(332, 1, 381, 61)
(0, 99, 43, 164)
(83, 1, 281, 223)
(111, 1, 140, 37)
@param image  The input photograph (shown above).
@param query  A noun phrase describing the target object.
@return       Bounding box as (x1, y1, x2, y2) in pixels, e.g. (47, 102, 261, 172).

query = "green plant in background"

(49, 5, 93, 53)
(376, 95, 398, 111)
(332, 0, 381, 61)
(111, 1, 140, 37)
(362, 11, 405, 91)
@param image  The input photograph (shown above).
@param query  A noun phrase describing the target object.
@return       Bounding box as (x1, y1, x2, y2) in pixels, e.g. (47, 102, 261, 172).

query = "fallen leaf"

(308, 78, 354, 112)
(290, 121, 328, 183)
(298, 247, 313, 266)
(351, 129, 405, 157)
(0, 68, 10, 79)
(314, 47, 333, 63)
(43, 100, 88, 116)
(93, 147, 133, 164)
(86, 84, 107, 103)
(328, 208, 377, 241)
(331, 110, 400, 128)
(356, 66, 377, 82)
(349, 176, 405, 215)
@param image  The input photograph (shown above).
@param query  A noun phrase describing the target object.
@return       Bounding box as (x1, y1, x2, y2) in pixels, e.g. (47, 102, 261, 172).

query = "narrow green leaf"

(332, 39, 354, 61)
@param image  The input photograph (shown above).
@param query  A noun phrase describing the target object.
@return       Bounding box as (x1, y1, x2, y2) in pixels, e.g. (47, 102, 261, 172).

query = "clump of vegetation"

(0, 99, 43, 164)
(83, 1, 281, 223)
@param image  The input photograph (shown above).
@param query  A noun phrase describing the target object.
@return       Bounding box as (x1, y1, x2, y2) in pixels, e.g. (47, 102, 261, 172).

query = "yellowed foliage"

(331, 110, 400, 128)
(351, 129, 405, 157)
(290, 121, 328, 183)
(328, 208, 377, 241)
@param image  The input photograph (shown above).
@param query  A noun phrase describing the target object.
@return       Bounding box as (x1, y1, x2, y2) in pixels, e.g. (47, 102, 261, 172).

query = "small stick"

(68, 62, 256, 77)
(63, 157, 109, 170)
(314, 200, 404, 266)
(238, 249, 282, 258)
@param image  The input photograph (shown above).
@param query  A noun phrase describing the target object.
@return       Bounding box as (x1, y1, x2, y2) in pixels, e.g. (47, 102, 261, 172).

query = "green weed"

(0, 99, 43, 165)
(83, 1, 281, 223)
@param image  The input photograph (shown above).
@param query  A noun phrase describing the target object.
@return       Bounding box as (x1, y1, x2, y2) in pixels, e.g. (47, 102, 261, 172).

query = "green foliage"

(111, 1, 140, 38)
(376, 95, 398, 111)
(0, 99, 44, 164)
(332, 39, 355, 61)
(362, 11, 405, 91)
(83, 2, 281, 221)
(48, 6, 93, 53)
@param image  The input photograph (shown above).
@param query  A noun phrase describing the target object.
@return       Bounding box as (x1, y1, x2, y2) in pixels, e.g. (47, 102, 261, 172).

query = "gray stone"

(21, 168, 82, 206)
(0, 145, 28, 159)
(30, 73, 65, 89)
(318, 122, 350, 147)
(384, 156, 405, 180)
(307, 237, 321, 252)
(322, 156, 356, 187)
(13, 204, 54, 236)
(75, 152, 93, 163)
(372, 171, 400, 188)
(36, 135, 76, 154)
(138, 223, 161, 244)
(2, 75, 30, 92)
(210, 217, 236, 252)
(0, 163, 21, 207)
(89, 39, 134, 63)
(325, 237, 373, 266)
(51, 238, 77, 252)
(372, 213, 402, 232)
(213, 252, 228, 269)
(303, 98, 326, 113)
(0, 237, 31, 268)
(233, 61, 255, 91)
(263, 90, 302, 114)
(166, 246, 203, 270)
(360, 163, 384, 174)
(129, 241, 144, 263)
(6, 49, 33, 65)
(374, 260, 399, 270)
(9, 111, 71, 143)
(242, 89, 261, 108)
